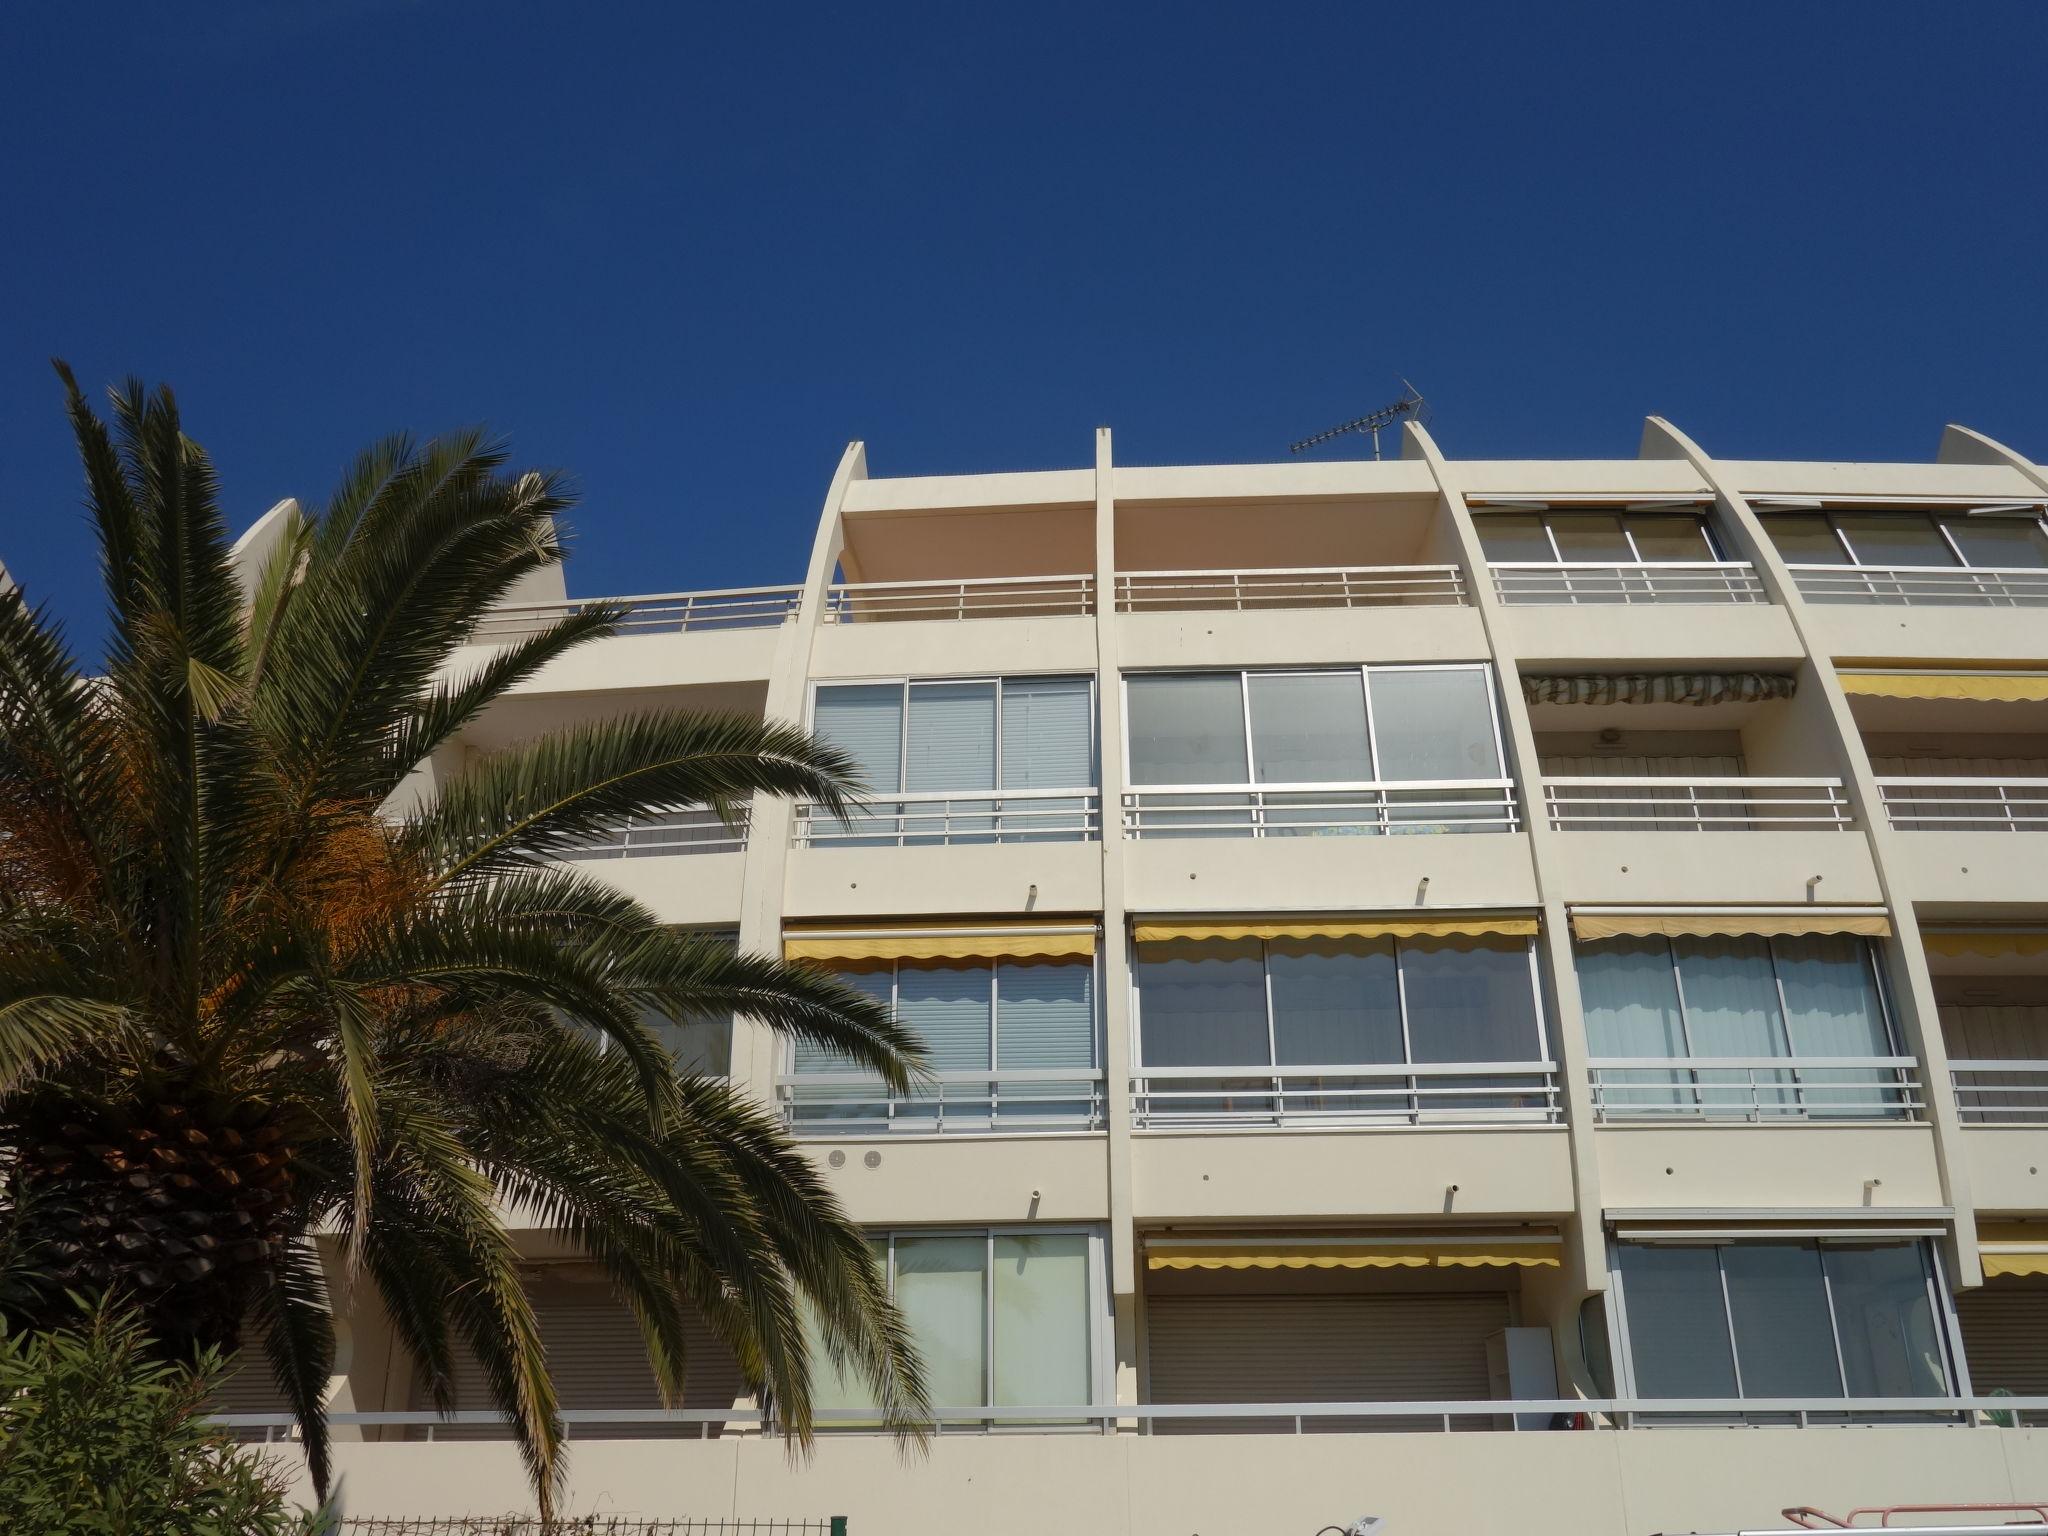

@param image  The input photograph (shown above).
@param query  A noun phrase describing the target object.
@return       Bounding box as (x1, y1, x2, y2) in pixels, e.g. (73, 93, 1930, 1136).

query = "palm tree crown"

(0, 367, 929, 1512)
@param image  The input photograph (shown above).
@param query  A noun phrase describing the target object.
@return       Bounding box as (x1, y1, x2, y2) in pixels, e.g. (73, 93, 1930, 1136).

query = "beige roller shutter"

(1957, 1280, 2048, 1419)
(412, 1269, 744, 1440)
(209, 1324, 296, 1441)
(1145, 1291, 1509, 1433)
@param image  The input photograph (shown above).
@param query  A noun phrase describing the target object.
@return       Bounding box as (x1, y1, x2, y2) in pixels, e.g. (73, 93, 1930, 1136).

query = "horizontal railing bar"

(1952, 1060, 2048, 1072)
(1135, 1061, 1556, 1078)
(1877, 777, 2048, 789)
(1118, 564, 1462, 580)
(812, 787, 1101, 805)
(782, 1069, 1106, 1086)
(1128, 778, 1514, 794)
(1787, 563, 2048, 577)
(1490, 560, 1760, 571)
(486, 585, 805, 612)
(829, 573, 1095, 592)
(1546, 776, 1842, 789)
(1593, 1056, 1916, 1069)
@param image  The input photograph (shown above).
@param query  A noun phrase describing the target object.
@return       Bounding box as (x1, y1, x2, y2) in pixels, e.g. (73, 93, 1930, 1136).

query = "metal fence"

(1787, 564, 2048, 606)
(821, 575, 1094, 622)
(1951, 1060, 2048, 1123)
(1589, 1057, 1921, 1121)
(1876, 777, 2048, 832)
(778, 1068, 1107, 1134)
(1130, 1061, 1561, 1128)
(341, 1520, 845, 1536)
(1121, 780, 1520, 838)
(795, 789, 1101, 846)
(1114, 565, 1466, 612)
(557, 805, 748, 860)
(1543, 776, 1852, 831)
(471, 588, 803, 641)
(1490, 561, 1766, 604)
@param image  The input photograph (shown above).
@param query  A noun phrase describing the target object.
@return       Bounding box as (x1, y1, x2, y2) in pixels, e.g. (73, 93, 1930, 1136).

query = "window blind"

(1000, 676, 1093, 790)
(814, 684, 905, 793)
(907, 682, 997, 793)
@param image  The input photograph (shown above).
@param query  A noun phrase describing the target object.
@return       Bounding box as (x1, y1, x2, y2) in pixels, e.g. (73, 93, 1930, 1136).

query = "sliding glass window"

(1764, 511, 2048, 579)
(809, 675, 1096, 844)
(1133, 933, 1551, 1124)
(1575, 934, 1906, 1119)
(788, 957, 1099, 1133)
(1476, 509, 1740, 603)
(1613, 1240, 1954, 1416)
(1122, 665, 1512, 837)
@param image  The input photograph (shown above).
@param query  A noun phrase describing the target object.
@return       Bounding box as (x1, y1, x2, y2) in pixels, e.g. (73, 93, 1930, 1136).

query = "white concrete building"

(231, 417, 2048, 1534)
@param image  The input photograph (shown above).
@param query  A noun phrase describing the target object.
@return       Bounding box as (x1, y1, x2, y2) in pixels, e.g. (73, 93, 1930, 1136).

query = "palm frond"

(247, 1239, 338, 1498)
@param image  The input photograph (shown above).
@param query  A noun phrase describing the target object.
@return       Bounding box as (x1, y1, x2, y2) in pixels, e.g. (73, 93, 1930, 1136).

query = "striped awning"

(1134, 915, 1537, 945)
(1571, 906, 1892, 941)
(1838, 671, 2048, 704)
(1522, 672, 1798, 708)
(1980, 1223, 2048, 1279)
(784, 922, 1096, 963)
(1146, 1232, 1562, 1272)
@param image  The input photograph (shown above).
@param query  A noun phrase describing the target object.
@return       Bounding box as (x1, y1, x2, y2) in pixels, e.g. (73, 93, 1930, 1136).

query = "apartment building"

(229, 417, 2048, 1535)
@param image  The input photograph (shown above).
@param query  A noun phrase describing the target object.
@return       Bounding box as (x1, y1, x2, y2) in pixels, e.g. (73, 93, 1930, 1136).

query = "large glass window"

(1765, 511, 2048, 571)
(1123, 666, 1510, 837)
(788, 957, 1098, 1133)
(804, 1228, 1102, 1424)
(1614, 1240, 1953, 1407)
(1576, 933, 1903, 1119)
(1475, 509, 1723, 565)
(810, 675, 1096, 843)
(1133, 932, 1550, 1123)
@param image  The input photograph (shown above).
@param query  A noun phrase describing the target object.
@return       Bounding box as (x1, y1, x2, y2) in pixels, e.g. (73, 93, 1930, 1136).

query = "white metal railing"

(1490, 561, 1766, 605)
(795, 788, 1101, 846)
(557, 804, 748, 859)
(1544, 776, 1853, 831)
(1129, 1061, 1560, 1128)
(777, 1069, 1105, 1134)
(1114, 565, 1466, 613)
(1589, 1057, 1921, 1121)
(1121, 779, 1520, 838)
(1787, 564, 2048, 606)
(1877, 777, 2048, 832)
(214, 1394, 2048, 1440)
(1951, 1061, 2048, 1124)
(471, 586, 802, 640)
(821, 574, 1095, 623)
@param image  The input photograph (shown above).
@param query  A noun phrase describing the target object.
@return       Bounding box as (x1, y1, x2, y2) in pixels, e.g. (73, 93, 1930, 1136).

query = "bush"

(0, 1300, 322, 1535)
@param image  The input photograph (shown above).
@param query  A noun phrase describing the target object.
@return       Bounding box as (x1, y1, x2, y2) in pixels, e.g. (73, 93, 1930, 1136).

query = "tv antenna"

(1290, 381, 1429, 461)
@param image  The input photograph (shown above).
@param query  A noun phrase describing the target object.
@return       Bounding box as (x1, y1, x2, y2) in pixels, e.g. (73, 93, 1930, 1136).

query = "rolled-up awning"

(1522, 672, 1798, 708)
(1980, 1223, 2048, 1279)
(1134, 915, 1538, 945)
(1838, 671, 2048, 703)
(1923, 930, 2048, 960)
(1571, 906, 1892, 942)
(1146, 1232, 1561, 1271)
(784, 922, 1096, 963)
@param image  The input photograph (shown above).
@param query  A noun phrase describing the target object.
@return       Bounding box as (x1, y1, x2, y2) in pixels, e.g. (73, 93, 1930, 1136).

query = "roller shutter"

(209, 1324, 297, 1441)
(1957, 1279, 2048, 1422)
(1145, 1291, 1509, 1433)
(411, 1270, 744, 1440)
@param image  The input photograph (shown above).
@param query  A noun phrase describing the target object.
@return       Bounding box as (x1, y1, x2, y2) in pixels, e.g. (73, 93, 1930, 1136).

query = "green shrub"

(0, 1300, 322, 1535)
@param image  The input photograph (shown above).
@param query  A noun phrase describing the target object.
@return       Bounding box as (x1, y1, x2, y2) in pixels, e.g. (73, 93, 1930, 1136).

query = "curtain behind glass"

(1618, 1245, 1738, 1397)
(995, 959, 1096, 1125)
(1576, 937, 1690, 1112)
(1135, 939, 1271, 1118)
(1400, 936, 1545, 1117)
(800, 1237, 889, 1423)
(1823, 1245, 1949, 1398)
(1000, 676, 1094, 840)
(813, 684, 905, 843)
(1673, 936, 1792, 1116)
(1721, 1243, 1844, 1399)
(1367, 669, 1504, 833)
(1268, 937, 1403, 1119)
(895, 1236, 989, 1420)
(1774, 935, 1899, 1119)
(993, 1233, 1091, 1420)
(1126, 674, 1250, 837)
(1247, 672, 1374, 836)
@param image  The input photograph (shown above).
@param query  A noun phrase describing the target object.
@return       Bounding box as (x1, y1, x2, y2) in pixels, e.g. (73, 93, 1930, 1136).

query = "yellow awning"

(784, 923, 1096, 963)
(1924, 931, 2048, 960)
(1146, 1238, 1561, 1271)
(1572, 910, 1891, 942)
(1839, 672, 2048, 703)
(1977, 1223, 2048, 1279)
(1135, 916, 1538, 945)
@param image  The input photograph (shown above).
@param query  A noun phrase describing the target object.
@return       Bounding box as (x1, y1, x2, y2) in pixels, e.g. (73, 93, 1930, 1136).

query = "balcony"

(1544, 775, 1852, 831)
(795, 789, 1102, 847)
(1930, 932, 2048, 1210)
(1130, 1062, 1559, 1129)
(1588, 1056, 1919, 1122)
(1877, 776, 2048, 832)
(558, 803, 748, 859)
(1113, 564, 1465, 614)
(470, 584, 803, 640)
(1788, 564, 2048, 607)
(778, 1069, 1107, 1136)
(1491, 561, 1765, 606)
(1123, 780, 1520, 839)
(822, 573, 1095, 623)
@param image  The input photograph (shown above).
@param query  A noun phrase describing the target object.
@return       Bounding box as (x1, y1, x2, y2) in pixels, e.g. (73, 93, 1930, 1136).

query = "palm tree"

(0, 366, 930, 1513)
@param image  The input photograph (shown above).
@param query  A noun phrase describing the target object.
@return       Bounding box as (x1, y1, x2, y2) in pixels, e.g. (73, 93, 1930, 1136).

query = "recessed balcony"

(1927, 928, 2048, 1212)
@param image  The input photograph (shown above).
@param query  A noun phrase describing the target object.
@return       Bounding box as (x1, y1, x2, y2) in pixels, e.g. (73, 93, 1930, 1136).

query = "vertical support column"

(1089, 428, 1143, 1405)
(1403, 422, 1610, 1296)
(1641, 416, 1981, 1284)
(731, 442, 867, 1108)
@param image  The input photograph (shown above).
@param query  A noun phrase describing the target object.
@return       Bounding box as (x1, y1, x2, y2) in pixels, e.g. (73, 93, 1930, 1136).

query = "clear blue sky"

(5, 1, 2045, 645)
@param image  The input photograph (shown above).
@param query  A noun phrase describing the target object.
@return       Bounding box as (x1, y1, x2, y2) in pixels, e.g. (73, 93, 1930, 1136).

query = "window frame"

(1475, 507, 1729, 565)
(1766, 509, 2048, 571)
(1119, 663, 1510, 791)
(806, 673, 1101, 796)
(1606, 1236, 1963, 1410)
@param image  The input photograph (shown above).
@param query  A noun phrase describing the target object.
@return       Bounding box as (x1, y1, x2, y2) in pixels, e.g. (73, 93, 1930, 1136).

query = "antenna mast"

(1290, 381, 1429, 461)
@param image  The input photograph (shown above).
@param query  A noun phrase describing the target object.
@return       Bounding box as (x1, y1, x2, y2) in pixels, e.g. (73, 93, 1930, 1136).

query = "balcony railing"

(471, 585, 803, 640)
(1129, 1061, 1561, 1128)
(1951, 1061, 2048, 1124)
(1121, 780, 1520, 839)
(558, 804, 748, 859)
(1876, 777, 2048, 832)
(216, 1394, 2048, 1440)
(1787, 564, 2048, 606)
(1589, 1057, 1921, 1121)
(1114, 565, 1466, 613)
(1544, 776, 1853, 831)
(778, 1069, 1106, 1134)
(795, 788, 1101, 846)
(821, 574, 1095, 623)
(1490, 562, 1766, 605)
